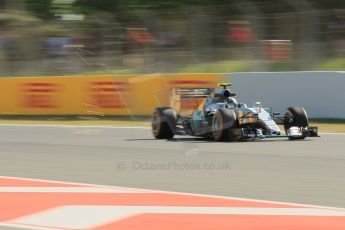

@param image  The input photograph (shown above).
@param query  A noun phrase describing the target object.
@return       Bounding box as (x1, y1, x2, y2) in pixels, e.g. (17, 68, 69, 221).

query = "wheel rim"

(212, 116, 222, 138)
(152, 113, 161, 135)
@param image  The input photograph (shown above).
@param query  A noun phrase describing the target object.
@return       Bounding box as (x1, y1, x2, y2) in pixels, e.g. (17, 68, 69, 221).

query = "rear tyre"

(212, 108, 236, 141)
(284, 106, 309, 140)
(152, 107, 177, 139)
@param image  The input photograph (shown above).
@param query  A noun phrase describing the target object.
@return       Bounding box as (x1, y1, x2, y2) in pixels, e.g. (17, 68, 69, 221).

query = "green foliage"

(73, 0, 118, 13)
(22, 0, 343, 19)
(25, 0, 54, 20)
(73, 0, 233, 12)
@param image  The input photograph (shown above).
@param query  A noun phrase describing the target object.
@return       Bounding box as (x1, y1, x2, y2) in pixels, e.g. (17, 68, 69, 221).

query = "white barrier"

(227, 71, 345, 118)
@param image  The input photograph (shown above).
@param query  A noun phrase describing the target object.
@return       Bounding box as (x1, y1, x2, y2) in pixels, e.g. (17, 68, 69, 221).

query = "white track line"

(0, 187, 152, 193)
(319, 132, 345, 135)
(9, 205, 345, 230)
(1, 175, 344, 211)
(0, 222, 51, 230)
(0, 124, 344, 134)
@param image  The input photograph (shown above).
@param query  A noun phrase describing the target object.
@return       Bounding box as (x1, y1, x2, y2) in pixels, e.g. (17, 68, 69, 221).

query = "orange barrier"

(0, 74, 223, 116)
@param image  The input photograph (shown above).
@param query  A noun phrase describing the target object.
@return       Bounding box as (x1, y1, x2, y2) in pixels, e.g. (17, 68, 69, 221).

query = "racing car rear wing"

(176, 88, 214, 98)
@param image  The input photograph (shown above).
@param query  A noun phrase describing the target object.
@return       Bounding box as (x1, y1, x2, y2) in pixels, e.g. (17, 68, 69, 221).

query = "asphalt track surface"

(0, 125, 344, 209)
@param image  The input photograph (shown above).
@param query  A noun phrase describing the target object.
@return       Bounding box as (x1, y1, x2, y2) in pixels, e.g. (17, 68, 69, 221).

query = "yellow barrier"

(0, 74, 224, 116)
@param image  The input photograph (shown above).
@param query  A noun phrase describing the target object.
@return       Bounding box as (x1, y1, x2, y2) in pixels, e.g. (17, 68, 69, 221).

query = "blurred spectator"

(0, 37, 17, 61)
(0, 1, 344, 75)
(263, 40, 292, 60)
(46, 37, 71, 56)
(157, 32, 182, 47)
(127, 28, 153, 47)
(227, 20, 256, 43)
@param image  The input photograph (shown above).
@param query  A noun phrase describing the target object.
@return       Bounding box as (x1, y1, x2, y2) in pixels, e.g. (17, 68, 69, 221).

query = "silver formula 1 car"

(152, 83, 318, 141)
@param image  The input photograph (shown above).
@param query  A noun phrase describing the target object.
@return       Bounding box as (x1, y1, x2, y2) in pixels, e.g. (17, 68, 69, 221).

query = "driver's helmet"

(223, 89, 238, 107)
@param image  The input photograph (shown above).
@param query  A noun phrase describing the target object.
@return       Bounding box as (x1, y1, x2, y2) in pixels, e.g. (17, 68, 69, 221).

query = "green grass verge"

(76, 58, 345, 76)
(314, 58, 345, 71)
(175, 60, 251, 73)
(80, 68, 136, 75)
(308, 119, 345, 133)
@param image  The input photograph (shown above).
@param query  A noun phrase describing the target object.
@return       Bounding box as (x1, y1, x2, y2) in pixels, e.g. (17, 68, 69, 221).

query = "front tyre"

(152, 107, 177, 139)
(284, 106, 309, 140)
(212, 108, 236, 141)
